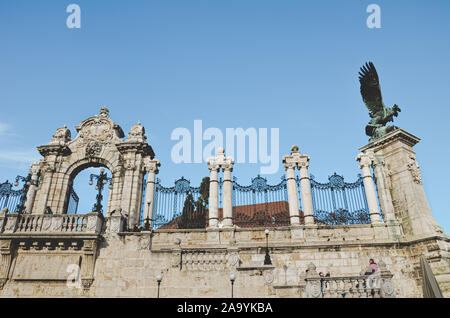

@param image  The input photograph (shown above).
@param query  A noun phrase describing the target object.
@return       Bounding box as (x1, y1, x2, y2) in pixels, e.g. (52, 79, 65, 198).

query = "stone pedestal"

(360, 129, 444, 239)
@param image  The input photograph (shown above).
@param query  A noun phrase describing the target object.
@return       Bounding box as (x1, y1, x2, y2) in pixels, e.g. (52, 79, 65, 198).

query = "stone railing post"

(378, 261, 395, 298)
(0, 208, 7, 233)
(24, 162, 40, 214)
(298, 155, 314, 225)
(143, 159, 160, 230)
(356, 153, 382, 224)
(86, 212, 104, 234)
(2, 213, 19, 234)
(207, 148, 234, 228)
(305, 262, 322, 298)
(282, 146, 301, 225)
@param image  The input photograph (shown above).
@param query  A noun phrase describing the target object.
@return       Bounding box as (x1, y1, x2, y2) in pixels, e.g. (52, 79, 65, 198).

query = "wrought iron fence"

(310, 173, 370, 225)
(232, 175, 291, 227)
(0, 175, 30, 213)
(152, 177, 201, 230)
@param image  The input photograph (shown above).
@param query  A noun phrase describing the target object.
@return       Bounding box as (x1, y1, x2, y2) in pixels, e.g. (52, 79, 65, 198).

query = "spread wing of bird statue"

(359, 61, 401, 142)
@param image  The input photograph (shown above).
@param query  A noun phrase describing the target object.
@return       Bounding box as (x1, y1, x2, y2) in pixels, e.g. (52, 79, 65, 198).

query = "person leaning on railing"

(365, 259, 378, 275)
(44, 206, 53, 215)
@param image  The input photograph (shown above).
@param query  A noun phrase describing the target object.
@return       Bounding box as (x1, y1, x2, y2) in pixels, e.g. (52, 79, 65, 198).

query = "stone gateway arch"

(25, 107, 160, 227)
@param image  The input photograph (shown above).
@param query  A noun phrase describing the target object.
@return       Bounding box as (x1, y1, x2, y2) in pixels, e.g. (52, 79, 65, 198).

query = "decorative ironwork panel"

(310, 173, 370, 225)
(66, 187, 79, 214)
(152, 177, 201, 230)
(295, 176, 303, 212)
(0, 175, 31, 213)
(232, 175, 290, 227)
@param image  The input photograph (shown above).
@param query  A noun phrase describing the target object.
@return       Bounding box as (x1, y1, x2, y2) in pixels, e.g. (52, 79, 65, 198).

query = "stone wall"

(1, 221, 448, 298)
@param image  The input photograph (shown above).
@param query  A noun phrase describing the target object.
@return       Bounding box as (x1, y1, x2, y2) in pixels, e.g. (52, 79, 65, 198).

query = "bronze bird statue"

(359, 62, 401, 142)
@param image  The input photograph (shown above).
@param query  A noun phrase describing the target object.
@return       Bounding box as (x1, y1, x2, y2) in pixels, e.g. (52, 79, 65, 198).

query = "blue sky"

(0, 1, 449, 232)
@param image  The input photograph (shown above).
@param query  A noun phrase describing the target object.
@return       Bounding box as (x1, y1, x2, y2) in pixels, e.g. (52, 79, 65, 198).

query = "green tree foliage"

(177, 177, 210, 229)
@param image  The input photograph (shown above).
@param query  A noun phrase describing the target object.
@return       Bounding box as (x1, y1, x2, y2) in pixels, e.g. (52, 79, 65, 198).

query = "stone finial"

(291, 145, 299, 154)
(307, 262, 316, 272)
(306, 262, 319, 278)
(49, 125, 71, 145)
(99, 106, 110, 117)
(127, 121, 147, 143)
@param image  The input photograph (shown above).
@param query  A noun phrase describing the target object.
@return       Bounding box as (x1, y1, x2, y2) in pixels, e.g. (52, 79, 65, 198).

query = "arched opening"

(64, 163, 112, 215)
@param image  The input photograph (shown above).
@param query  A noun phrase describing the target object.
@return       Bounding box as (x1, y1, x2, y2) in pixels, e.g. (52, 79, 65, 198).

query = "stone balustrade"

(0, 212, 104, 235)
(305, 262, 395, 298)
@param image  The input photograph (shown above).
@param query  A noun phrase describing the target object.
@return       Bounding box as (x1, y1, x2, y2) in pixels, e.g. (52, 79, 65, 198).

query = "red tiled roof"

(158, 201, 305, 229)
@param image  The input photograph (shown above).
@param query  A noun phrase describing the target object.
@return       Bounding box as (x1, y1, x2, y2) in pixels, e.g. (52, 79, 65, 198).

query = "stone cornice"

(359, 128, 421, 153)
(37, 144, 71, 157)
(116, 141, 155, 158)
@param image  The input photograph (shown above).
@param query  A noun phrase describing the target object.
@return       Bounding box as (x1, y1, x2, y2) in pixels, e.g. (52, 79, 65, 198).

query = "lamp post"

(264, 228, 272, 265)
(88, 168, 111, 214)
(156, 274, 163, 298)
(144, 200, 152, 231)
(229, 273, 235, 298)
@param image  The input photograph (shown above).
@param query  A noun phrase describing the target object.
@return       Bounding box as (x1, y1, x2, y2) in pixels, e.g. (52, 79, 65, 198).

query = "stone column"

(143, 159, 160, 229)
(222, 164, 233, 227)
(298, 155, 314, 225)
(356, 153, 382, 224)
(118, 152, 146, 227)
(24, 162, 40, 214)
(109, 166, 123, 215)
(284, 162, 300, 225)
(33, 160, 56, 214)
(208, 162, 220, 228)
(367, 151, 396, 222)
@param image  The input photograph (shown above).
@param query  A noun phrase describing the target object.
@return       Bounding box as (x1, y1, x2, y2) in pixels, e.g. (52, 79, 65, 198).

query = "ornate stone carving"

(143, 158, 160, 173)
(207, 148, 234, 172)
(263, 270, 274, 285)
(81, 278, 94, 290)
(227, 252, 239, 268)
(85, 140, 102, 157)
(282, 145, 308, 170)
(306, 279, 322, 298)
(72, 107, 124, 151)
(380, 279, 395, 298)
(182, 250, 227, 271)
(356, 152, 373, 169)
(407, 154, 422, 184)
